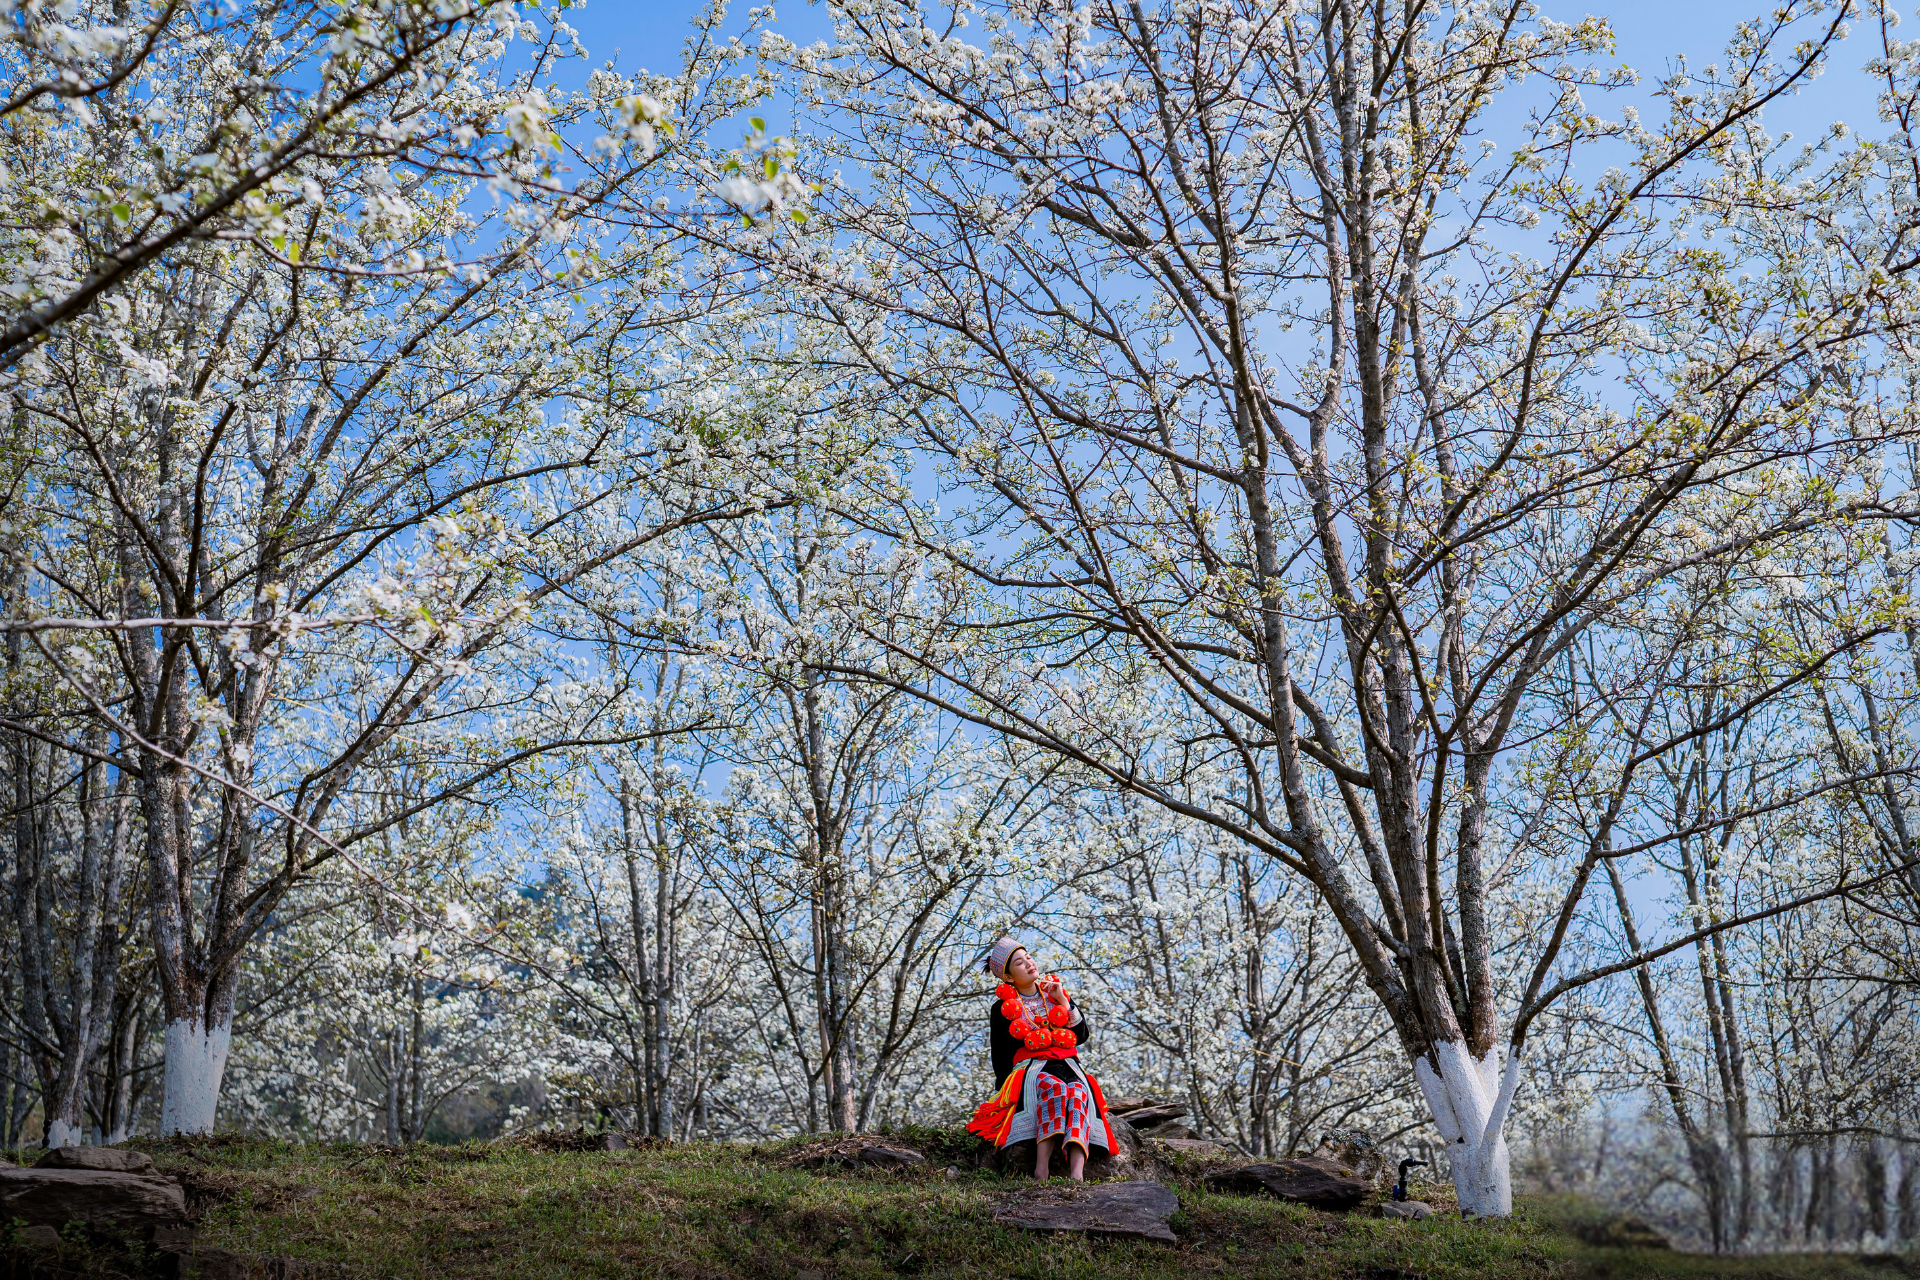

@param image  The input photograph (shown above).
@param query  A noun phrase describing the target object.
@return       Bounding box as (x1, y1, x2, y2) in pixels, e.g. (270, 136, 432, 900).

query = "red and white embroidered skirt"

(1034, 1071, 1093, 1149)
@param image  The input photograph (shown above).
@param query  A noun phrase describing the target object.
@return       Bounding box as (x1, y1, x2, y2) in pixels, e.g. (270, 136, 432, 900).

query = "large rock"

(1102, 1096, 1160, 1115)
(1153, 1137, 1234, 1158)
(1112, 1103, 1188, 1127)
(852, 1144, 926, 1170)
(0, 1166, 191, 1243)
(1206, 1157, 1368, 1211)
(1139, 1121, 1198, 1140)
(1376, 1200, 1434, 1221)
(1311, 1130, 1387, 1185)
(34, 1146, 157, 1175)
(992, 1180, 1179, 1243)
(1087, 1114, 1140, 1179)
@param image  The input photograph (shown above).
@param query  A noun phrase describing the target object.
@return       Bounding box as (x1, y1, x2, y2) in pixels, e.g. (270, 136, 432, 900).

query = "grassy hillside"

(5, 1131, 1915, 1280)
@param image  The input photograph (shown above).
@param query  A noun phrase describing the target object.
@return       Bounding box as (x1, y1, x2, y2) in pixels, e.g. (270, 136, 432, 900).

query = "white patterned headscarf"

(983, 936, 1025, 980)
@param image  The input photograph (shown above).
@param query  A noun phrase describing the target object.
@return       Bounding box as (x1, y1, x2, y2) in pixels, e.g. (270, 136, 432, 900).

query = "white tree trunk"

(44, 1117, 83, 1148)
(1414, 1040, 1522, 1217)
(159, 1017, 232, 1136)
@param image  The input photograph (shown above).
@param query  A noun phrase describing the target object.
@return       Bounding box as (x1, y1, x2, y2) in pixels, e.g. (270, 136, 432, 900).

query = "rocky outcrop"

(33, 1146, 158, 1175)
(1103, 1096, 1229, 1149)
(1111, 1103, 1188, 1128)
(1138, 1121, 1199, 1139)
(992, 1180, 1179, 1242)
(1205, 1156, 1369, 1211)
(1311, 1130, 1388, 1185)
(1083, 1116, 1137, 1179)
(0, 1163, 192, 1246)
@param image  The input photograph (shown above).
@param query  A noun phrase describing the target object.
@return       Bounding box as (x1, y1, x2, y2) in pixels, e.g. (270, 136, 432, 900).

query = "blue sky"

(588, 0, 1887, 137)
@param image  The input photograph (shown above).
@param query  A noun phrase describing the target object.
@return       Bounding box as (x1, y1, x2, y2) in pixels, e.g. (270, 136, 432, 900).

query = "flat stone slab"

(1377, 1200, 1434, 1220)
(35, 1145, 157, 1174)
(1206, 1157, 1368, 1211)
(1152, 1137, 1234, 1158)
(0, 1166, 190, 1240)
(1110, 1103, 1188, 1126)
(992, 1179, 1178, 1243)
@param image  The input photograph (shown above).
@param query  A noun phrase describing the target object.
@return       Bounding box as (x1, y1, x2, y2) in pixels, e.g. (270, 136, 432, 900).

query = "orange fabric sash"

(966, 1065, 1027, 1146)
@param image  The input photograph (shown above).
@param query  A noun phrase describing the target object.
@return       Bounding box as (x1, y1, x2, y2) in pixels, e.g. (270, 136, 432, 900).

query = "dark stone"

(1139, 1121, 1198, 1140)
(1089, 1114, 1140, 1179)
(1106, 1114, 1142, 1156)
(1570, 1215, 1672, 1250)
(0, 1167, 191, 1240)
(1112, 1103, 1188, 1127)
(991, 1179, 1179, 1243)
(1206, 1157, 1369, 1211)
(1376, 1200, 1434, 1221)
(16, 1223, 61, 1248)
(1103, 1096, 1160, 1115)
(1312, 1130, 1387, 1184)
(598, 1132, 629, 1152)
(34, 1146, 157, 1175)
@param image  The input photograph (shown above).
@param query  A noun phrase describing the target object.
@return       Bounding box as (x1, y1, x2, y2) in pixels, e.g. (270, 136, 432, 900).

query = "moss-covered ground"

(4, 1132, 1915, 1280)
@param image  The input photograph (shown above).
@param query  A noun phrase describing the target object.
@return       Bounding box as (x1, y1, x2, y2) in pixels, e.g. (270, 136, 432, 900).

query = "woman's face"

(1005, 948, 1040, 991)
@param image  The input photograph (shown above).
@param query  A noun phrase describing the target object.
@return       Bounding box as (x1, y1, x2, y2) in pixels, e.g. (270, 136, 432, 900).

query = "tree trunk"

(1413, 1040, 1519, 1216)
(160, 1015, 233, 1136)
(106, 997, 142, 1144)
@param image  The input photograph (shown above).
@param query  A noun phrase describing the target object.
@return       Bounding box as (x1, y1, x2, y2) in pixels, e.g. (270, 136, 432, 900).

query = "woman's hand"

(1041, 976, 1068, 1007)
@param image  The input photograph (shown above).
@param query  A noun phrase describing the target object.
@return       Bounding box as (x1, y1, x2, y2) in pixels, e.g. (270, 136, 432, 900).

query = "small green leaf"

(749, 116, 766, 132)
(111, 201, 130, 223)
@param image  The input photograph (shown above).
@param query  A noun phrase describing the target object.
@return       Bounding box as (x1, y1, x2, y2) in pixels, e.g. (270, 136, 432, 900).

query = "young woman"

(965, 936, 1118, 1181)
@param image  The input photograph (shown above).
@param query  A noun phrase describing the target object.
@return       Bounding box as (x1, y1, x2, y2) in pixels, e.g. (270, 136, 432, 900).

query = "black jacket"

(989, 994, 1089, 1087)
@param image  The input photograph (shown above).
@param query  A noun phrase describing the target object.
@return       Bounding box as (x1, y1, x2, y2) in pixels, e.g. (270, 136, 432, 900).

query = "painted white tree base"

(160, 1018, 233, 1136)
(44, 1118, 82, 1148)
(1414, 1040, 1521, 1217)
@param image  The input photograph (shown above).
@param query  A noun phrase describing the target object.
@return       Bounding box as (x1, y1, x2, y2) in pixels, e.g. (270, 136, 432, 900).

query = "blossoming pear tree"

(0, 1, 792, 1135)
(740, 0, 1920, 1213)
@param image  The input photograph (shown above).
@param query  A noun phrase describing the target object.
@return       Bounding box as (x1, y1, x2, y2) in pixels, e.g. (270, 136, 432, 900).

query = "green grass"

(10, 1134, 1916, 1280)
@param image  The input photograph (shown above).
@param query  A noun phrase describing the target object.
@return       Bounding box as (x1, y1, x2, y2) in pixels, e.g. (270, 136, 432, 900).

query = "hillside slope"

(5, 1132, 1913, 1280)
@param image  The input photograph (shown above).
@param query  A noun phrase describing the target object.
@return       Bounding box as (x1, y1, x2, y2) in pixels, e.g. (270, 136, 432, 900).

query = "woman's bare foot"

(1066, 1143, 1087, 1182)
(1034, 1136, 1057, 1182)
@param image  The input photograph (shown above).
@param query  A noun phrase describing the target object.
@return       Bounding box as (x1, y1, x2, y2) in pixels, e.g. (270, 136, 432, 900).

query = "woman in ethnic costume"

(966, 936, 1117, 1181)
